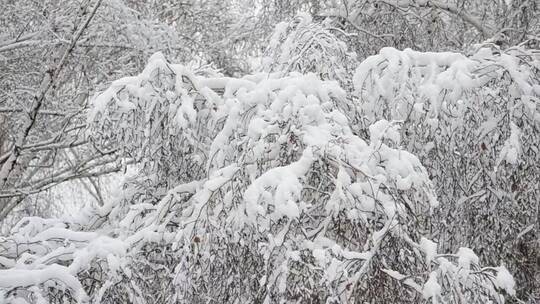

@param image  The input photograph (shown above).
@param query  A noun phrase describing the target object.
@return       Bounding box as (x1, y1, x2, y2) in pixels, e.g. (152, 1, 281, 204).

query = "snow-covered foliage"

(353, 45, 540, 297)
(0, 51, 520, 303)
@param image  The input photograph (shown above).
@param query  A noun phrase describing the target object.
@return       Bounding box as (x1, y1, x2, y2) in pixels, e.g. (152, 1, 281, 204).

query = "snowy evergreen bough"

(0, 48, 521, 303)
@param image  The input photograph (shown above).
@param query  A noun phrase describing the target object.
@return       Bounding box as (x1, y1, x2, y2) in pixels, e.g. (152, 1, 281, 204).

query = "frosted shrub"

(0, 52, 519, 303)
(354, 46, 539, 298)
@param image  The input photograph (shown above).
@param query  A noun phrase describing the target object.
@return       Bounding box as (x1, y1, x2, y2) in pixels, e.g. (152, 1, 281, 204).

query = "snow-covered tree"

(0, 48, 520, 303)
(0, 3, 538, 302)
